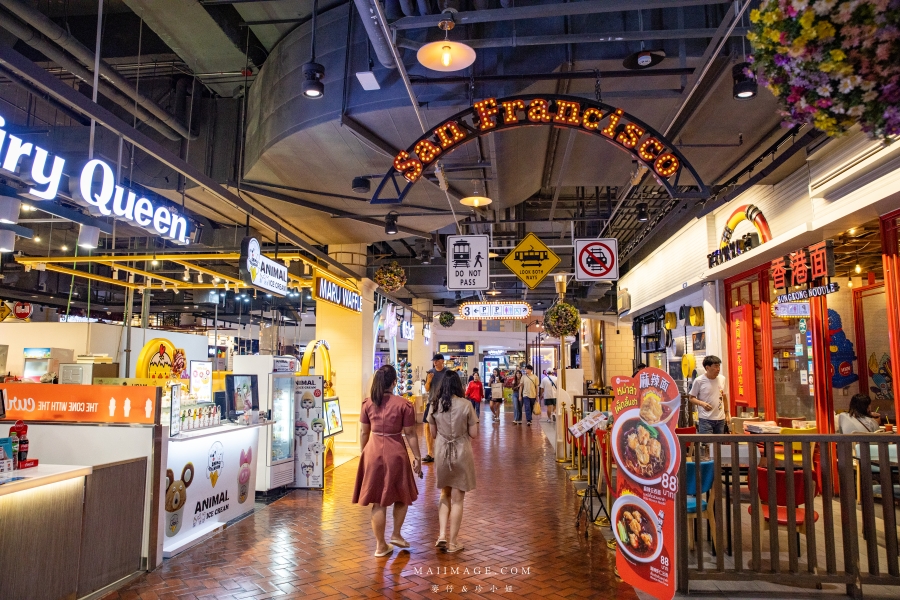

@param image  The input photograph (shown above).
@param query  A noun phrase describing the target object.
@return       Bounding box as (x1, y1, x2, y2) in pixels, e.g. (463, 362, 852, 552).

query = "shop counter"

(0, 463, 92, 496)
(160, 422, 272, 558)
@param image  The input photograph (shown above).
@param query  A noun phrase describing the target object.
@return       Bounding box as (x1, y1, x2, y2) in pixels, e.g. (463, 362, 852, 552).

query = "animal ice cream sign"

(0, 115, 191, 244)
(239, 237, 289, 296)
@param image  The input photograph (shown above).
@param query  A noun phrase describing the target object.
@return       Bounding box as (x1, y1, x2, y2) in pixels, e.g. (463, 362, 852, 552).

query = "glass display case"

(269, 374, 295, 464)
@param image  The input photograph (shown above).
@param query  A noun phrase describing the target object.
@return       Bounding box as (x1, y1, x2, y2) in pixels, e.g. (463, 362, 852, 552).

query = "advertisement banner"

(292, 375, 325, 489)
(611, 367, 681, 600)
(240, 237, 289, 296)
(729, 304, 757, 407)
(189, 360, 213, 404)
(1, 383, 159, 424)
(163, 426, 261, 553)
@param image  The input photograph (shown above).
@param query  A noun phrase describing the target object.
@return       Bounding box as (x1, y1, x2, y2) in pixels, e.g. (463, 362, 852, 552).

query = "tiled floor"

(104, 404, 636, 599)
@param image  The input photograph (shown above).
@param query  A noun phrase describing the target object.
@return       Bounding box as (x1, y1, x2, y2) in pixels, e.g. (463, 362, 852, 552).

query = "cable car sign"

(371, 94, 708, 205)
(446, 235, 489, 291)
(502, 233, 560, 290)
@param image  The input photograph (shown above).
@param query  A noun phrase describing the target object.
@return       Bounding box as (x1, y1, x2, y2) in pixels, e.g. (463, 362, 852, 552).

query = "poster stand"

(574, 425, 611, 536)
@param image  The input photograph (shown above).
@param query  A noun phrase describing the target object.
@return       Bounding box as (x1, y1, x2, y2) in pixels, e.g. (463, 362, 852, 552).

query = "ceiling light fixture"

(732, 62, 757, 100)
(61, 244, 68, 251)
(636, 203, 649, 222)
(183, 269, 190, 281)
(385, 211, 399, 235)
(150, 254, 159, 266)
(301, 0, 325, 99)
(622, 10, 665, 69)
(77, 224, 100, 249)
(460, 179, 492, 207)
(848, 273, 853, 288)
(487, 283, 500, 296)
(33, 235, 41, 242)
(352, 176, 371, 194)
(417, 10, 476, 72)
(855, 262, 862, 274)
(197, 273, 204, 284)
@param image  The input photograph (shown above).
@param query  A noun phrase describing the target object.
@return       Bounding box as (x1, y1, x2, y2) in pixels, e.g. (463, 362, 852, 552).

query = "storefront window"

(767, 276, 816, 421)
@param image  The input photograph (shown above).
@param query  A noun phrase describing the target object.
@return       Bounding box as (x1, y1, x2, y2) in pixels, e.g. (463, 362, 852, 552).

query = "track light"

(301, 0, 324, 99)
(197, 273, 203, 284)
(732, 62, 757, 100)
(183, 269, 190, 281)
(420, 250, 431, 264)
(636, 203, 649, 222)
(385, 211, 399, 235)
(352, 176, 371, 194)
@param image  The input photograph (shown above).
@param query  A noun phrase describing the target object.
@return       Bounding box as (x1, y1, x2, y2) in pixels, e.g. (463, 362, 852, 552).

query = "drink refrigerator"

(23, 347, 74, 382)
(232, 355, 298, 491)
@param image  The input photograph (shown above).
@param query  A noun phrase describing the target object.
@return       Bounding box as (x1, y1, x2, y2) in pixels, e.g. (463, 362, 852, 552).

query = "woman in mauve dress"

(427, 374, 479, 554)
(352, 365, 423, 557)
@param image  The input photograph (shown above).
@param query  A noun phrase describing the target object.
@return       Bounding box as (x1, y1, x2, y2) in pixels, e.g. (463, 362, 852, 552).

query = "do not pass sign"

(446, 235, 490, 291)
(574, 239, 618, 281)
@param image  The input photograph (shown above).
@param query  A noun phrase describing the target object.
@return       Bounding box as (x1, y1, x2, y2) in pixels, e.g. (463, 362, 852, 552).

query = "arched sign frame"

(300, 339, 334, 396)
(371, 94, 709, 205)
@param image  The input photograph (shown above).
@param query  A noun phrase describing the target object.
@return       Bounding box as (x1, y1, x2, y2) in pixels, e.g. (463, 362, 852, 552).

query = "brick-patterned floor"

(105, 409, 636, 599)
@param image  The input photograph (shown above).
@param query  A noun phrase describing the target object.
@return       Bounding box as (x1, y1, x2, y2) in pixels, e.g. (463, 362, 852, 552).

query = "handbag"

(533, 399, 541, 413)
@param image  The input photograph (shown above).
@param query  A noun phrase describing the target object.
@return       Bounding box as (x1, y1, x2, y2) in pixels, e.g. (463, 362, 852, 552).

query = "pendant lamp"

(417, 10, 476, 73)
(302, 0, 325, 99)
(460, 179, 492, 207)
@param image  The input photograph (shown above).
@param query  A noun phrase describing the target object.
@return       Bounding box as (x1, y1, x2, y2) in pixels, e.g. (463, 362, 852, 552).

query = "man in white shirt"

(519, 364, 540, 426)
(689, 355, 729, 434)
(540, 371, 558, 422)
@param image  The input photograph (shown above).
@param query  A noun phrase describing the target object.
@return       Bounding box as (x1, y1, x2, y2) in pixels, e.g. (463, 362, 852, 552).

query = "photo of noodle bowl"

(638, 385, 680, 426)
(612, 495, 663, 563)
(612, 408, 676, 486)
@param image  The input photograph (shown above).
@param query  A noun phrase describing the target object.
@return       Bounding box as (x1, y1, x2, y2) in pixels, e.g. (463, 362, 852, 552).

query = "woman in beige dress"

(426, 373, 478, 553)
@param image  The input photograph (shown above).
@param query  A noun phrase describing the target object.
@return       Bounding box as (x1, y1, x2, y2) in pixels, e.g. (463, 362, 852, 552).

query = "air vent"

(617, 289, 631, 316)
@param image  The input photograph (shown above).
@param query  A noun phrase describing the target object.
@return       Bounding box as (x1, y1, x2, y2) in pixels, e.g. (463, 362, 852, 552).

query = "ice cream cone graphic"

(250, 266, 258, 281)
(210, 470, 219, 487)
(238, 447, 252, 503)
(145, 399, 152, 418)
(109, 397, 116, 416)
(124, 398, 131, 417)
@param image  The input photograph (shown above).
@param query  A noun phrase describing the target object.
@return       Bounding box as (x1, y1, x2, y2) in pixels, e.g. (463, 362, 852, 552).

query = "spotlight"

(732, 62, 757, 100)
(385, 211, 399, 235)
(420, 251, 431, 264)
(183, 269, 190, 281)
(61, 244, 69, 251)
(197, 273, 204, 284)
(352, 177, 371, 194)
(33, 236, 41, 243)
(302, 62, 325, 98)
(636, 203, 649, 222)
(77, 224, 100, 249)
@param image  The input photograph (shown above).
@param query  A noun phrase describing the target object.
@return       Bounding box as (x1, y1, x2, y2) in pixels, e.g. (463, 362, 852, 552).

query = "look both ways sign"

(610, 367, 681, 600)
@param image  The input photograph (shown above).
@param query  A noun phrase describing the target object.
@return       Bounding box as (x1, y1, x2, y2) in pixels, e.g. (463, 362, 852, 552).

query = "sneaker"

(513, 420, 520, 424)
(527, 421, 532, 426)
(422, 455, 434, 463)
(552, 415, 556, 422)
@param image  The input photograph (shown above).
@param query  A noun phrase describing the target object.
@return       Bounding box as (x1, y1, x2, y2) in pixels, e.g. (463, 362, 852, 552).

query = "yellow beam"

(43, 264, 140, 289)
(168, 259, 245, 287)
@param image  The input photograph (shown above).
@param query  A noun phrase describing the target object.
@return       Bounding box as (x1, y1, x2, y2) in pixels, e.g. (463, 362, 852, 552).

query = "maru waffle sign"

(314, 277, 361, 313)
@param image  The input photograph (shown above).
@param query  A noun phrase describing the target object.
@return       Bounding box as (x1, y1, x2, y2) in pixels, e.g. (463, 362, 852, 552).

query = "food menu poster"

(1, 383, 159, 424)
(292, 375, 324, 489)
(190, 361, 213, 404)
(610, 367, 681, 600)
(170, 384, 182, 436)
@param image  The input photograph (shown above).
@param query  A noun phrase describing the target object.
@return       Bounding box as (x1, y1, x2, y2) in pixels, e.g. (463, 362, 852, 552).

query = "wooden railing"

(675, 434, 900, 599)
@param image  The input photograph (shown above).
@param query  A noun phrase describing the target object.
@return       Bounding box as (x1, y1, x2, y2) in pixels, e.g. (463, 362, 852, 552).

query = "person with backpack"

(540, 370, 558, 422)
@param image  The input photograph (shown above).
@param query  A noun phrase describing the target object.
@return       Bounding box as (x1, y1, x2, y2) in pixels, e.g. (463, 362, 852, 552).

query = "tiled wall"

(603, 321, 635, 380)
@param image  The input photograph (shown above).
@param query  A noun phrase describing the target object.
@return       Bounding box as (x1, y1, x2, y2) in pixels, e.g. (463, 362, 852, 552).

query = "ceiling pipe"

(399, 0, 417, 17)
(0, 11, 181, 141)
(0, 0, 195, 139)
(410, 67, 693, 84)
(354, 0, 397, 69)
(417, 0, 433, 14)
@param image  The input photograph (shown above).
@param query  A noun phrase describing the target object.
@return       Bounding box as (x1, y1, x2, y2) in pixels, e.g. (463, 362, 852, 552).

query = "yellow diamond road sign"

(0, 303, 10, 321)
(502, 232, 561, 290)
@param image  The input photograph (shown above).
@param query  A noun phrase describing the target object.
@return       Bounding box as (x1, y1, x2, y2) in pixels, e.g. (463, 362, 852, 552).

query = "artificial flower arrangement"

(544, 301, 580, 338)
(438, 311, 456, 328)
(748, 0, 900, 139)
(373, 260, 407, 292)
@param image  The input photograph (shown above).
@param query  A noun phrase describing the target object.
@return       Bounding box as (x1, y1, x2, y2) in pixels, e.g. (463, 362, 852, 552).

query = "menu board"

(1, 383, 159, 424)
(323, 398, 343, 437)
(292, 375, 324, 489)
(189, 361, 213, 404)
(610, 367, 681, 600)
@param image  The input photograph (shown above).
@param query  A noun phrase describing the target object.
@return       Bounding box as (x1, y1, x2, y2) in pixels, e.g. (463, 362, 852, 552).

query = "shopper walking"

(540, 369, 558, 422)
(489, 368, 503, 422)
(427, 374, 478, 554)
(423, 353, 448, 463)
(688, 355, 729, 434)
(465, 372, 484, 418)
(510, 369, 523, 424)
(520, 364, 540, 426)
(353, 365, 422, 557)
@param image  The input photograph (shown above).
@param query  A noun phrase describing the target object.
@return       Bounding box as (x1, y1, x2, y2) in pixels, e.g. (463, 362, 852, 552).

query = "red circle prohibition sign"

(579, 242, 614, 278)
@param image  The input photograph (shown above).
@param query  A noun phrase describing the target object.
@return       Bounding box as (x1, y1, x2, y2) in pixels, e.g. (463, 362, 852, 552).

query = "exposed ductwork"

(417, 0, 434, 15)
(0, 10, 182, 141)
(0, 0, 195, 139)
(399, 0, 417, 17)
(353, 0, 397, 69)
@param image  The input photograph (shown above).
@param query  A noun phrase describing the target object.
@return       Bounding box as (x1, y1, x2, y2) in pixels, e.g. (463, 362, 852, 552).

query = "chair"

(853, 441, 899, 504)
(773, 427, 816, 464)
(676, 426, 696, 458)
(750, 466, 819, 554)
(685, 460, 716, 552)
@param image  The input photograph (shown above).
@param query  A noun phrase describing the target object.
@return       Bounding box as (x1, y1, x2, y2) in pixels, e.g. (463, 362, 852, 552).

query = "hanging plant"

(544, 301, 580, 338)
(373, 260, 407, 292)
(748, 0, 900, 139)
(438, 311, 456, 328)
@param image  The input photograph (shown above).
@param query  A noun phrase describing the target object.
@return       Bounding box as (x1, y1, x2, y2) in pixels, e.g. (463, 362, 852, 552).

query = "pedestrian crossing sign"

(502, 232, 561, 290)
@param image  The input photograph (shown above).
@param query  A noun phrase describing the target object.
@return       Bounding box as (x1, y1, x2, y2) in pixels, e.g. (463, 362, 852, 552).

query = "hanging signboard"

(773, 302, 811, 318)
(502, 232, 560, 290)
(438, 342, 475, 356)
(458, 301, 531, 319)
(446, 235, 489, 290)
(771, 239, 838, 303)
(12, 302, 33, 319)
(314, 276, 362, 312)
(574, 238, 619, 281)
(240, 237, 289, 296)
(729, 305, 757, 407)
(400, 320, 415, 340)
(292, 375, 325, 489)
(610, 367, 681, 600)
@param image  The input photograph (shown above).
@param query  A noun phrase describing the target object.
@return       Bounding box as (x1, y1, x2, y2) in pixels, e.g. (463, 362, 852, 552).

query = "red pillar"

(880, 212, 900, 421)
